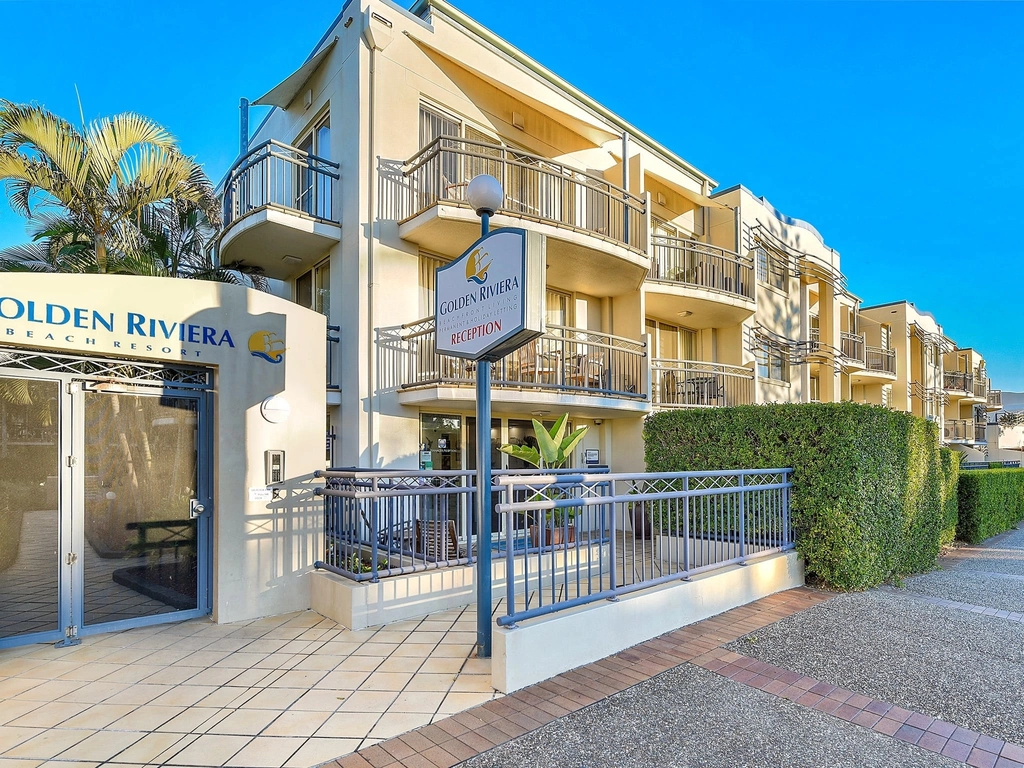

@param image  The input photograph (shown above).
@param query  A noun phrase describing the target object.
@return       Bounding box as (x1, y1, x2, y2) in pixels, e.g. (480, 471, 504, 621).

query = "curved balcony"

(987, 389, 1003, 411)
(651, 359, 753, 408)
(377, 318, 649, 416)
(645, 238, 755, 329)
(943, 371, 976, 397)
(850, 344, 897, 385)
(379, 137, 648, 297)
(218, 140, 341, 280)
(840, 332, 865, 366)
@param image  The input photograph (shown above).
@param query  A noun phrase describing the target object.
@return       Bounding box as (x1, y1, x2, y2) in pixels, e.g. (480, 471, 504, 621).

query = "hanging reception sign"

(435, 227, 545, 361)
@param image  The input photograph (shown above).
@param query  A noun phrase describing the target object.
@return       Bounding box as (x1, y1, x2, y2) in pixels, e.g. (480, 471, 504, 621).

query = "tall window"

(755, 246, 787, 290)
(755, 337, 788, 382)
(297, 114, 331, 219)
(419, 251, 449, 316)
(545, 289, 572, 330)
(296, 259, 330, 316)
(645, 318, 696, 360)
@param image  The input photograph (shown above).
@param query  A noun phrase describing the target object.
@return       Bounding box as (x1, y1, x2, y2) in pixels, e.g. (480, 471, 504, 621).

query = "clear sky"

(1, 0, 1022, 388)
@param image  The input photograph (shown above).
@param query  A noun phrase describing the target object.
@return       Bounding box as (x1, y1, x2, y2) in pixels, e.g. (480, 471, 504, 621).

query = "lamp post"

(466, 174, 502, 659)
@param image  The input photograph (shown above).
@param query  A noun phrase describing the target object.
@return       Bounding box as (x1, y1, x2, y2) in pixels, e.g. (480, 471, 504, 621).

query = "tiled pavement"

(0, 606, 495, 768)
(324, 580, 1024, 768)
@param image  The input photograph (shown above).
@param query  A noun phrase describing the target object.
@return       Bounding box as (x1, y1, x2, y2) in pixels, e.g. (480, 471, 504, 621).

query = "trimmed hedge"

(644, 403, 949, 591)
(956, 469, 1024, 544)
(938, 448, 961, 547)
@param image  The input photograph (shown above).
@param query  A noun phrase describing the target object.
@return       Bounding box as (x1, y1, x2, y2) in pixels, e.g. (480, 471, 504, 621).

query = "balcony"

(378, 318, 648, 415)
(651, 359, 754, 408)
(944, 419, 987, 444)
(379, 137, 648, 296)
(645, 239, 756, 328)
(973, 375, 990, 401)
(988, 389, 1003, 411)
(218, 140, 341, 280)
(943, 371, 975, 396)
(840, 332, 865, 365)
(865, 346, 896, 375)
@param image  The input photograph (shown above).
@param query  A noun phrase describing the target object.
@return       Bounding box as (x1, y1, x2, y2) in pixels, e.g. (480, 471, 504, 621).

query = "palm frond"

(87, 112, 175, 184)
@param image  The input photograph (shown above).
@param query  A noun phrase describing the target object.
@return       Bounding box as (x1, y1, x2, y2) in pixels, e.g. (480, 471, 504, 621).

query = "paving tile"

(368, 712, 434, 739)
(263, 710, 333, 738)
(0, 726, 45, 753)
(284, 737, 361, 767)
(224, 735, 306, 767)
(163, 733, 251, 765)
(3, 728, 92, 759)
(207, 708, 280, 736)
(968, 747, 1000, 768)
(315, 712, 381, 739)
(107, 731, 191, 764)
(57, 729, 145, 762)
(339, 691, 400, 714)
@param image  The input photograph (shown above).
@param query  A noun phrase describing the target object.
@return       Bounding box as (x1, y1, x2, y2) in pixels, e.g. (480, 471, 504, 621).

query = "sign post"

(435, 178, 544, 657)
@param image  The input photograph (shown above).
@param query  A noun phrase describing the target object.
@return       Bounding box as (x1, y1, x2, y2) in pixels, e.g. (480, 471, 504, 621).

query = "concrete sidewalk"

(334, 526, 1024, 768)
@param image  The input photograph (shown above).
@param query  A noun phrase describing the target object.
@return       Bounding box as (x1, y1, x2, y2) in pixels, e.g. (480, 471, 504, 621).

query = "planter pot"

(530, 523, 576, 548)
(630, 502, 652, 540)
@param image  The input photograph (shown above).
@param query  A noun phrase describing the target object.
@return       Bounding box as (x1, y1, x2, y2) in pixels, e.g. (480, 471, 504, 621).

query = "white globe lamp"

(466, 174, 503, 217)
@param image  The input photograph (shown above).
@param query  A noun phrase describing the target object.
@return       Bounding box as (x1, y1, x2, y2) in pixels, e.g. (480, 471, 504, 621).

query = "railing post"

(505, 487, 515, 622)
(370, 476, 380, 583)
(682, 475, 690, 575)
(737, 473, 746, 564)
(608, 478, 617, 597)
(783, 471, 792, 547)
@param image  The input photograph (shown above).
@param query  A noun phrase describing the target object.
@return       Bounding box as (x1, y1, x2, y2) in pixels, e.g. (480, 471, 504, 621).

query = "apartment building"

(215, 0, 1002, 473)
(216, 0, 841, 476)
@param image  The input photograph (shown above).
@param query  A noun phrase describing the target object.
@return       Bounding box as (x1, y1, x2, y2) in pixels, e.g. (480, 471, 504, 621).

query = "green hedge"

(938, 448, 961, 547)
(956, 469, 1024, 543)
(644, 403, 949, 591)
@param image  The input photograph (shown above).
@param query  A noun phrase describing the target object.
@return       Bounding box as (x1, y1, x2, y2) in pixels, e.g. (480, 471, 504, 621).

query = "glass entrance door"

(0, 372, 211, 650)
(0, 376, 63, 646)
(80, 390, 208, 629)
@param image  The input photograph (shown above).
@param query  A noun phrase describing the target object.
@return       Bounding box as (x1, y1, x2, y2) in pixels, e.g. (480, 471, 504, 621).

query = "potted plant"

(499, 415, 588, 548)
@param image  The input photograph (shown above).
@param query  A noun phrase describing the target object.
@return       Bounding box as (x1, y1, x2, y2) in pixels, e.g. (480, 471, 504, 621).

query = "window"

(645, 318, 696, 360)
(418, 251, 449, 316)
(545, 289, 572, 330)
(296, 114, 331, 219)
(755, 246, 787, 290)
(755, 337, 789, 382)
(809, 376, 820, 402)
(295, 259, 330, 315)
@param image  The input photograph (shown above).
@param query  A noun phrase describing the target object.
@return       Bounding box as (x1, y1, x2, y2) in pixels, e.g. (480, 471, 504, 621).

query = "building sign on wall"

(435, 228, 545, 361)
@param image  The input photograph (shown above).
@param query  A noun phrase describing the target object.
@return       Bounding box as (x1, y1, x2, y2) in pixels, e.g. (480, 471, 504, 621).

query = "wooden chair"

(415, 518, 459, 561)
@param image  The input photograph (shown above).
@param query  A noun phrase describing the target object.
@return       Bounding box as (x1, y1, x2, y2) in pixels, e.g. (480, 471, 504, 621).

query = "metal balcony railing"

(943, 371, 974, 394)
(327, 325, 340, 391)
(651, 359, 754, 408)
(944, 419, 986, 443)
(379, 136, 647, 254)
(974, 374, 989, 400)
(377, 318, 647, 400)
(648, 238, 754, 300)
(865, 345, 896, 374)
(989, 389, 1003, 409)
(840, 332, 865, 363)
(222, 140, 339, 228)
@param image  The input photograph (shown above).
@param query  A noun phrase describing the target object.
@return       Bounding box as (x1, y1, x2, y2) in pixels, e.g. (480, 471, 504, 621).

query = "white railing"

(223, 140, 339, 227)
(648, 238, 754, 300)
(379, 136, 647, 254)
(651, 359, 754, 408)
(378, 317, 647, 400)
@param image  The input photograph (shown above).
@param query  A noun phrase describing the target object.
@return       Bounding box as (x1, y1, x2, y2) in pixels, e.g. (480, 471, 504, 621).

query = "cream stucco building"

(214, 0, 1004, 477)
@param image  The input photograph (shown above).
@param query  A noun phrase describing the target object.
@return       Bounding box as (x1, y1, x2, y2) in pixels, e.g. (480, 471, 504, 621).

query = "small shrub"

(957, 469, 1024, 543)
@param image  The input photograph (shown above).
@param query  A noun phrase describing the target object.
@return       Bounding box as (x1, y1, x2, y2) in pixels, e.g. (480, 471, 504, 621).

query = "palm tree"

(0, 100, 238, 279)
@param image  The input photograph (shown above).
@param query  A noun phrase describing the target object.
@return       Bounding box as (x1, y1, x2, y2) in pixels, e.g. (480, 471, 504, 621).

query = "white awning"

(253, 38, 338, 108)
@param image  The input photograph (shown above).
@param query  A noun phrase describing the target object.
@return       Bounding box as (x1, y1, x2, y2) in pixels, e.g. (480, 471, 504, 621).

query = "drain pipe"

(365, 32, 380, 468)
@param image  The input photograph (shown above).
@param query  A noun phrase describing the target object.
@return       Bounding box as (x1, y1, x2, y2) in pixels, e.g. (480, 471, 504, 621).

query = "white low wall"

(311, 543, 607, 630)
(492, 550, 803, 693)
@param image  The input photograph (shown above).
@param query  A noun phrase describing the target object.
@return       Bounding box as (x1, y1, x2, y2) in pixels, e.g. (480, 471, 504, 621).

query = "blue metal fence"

(495, 469, 794, 626)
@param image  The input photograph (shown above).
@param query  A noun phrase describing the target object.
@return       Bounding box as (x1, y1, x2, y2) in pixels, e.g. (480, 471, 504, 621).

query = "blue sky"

(2, 0, 1022, 389)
